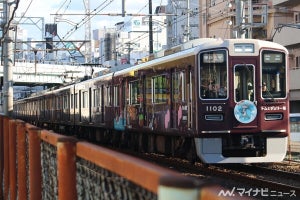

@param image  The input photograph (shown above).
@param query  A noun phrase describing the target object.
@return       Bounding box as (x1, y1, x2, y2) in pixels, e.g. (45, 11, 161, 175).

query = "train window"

(113, 86, 119, 106)
(56, 96, 61, 109)
(234, 65, 255, 102)
(63, 95, 68, 109)
(129, 80, 140, 105)
(82, 91, 88, 108)
(93, 88, 100, 107)
(152, 75, 168, 104)
(71, 94, 74, 109)
(46, 98, 50, 110)
(106, 86, 111, 106)
(40, 99, 44, 110)
(172, 71, 186, 102)
(199, 50, 228, 99)
(74, 93, 78, 109)
(261, 50, 286, 99)
(145, 77, 152, 104)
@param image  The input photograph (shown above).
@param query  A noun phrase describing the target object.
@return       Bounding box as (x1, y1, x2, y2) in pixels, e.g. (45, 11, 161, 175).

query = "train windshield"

(199, 50, 228, 99)
(261, 50, 286, 99)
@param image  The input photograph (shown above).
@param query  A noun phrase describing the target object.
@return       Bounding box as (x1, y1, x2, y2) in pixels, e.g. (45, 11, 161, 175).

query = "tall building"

(114, 10, 168, 64)
(166, 0, 200, 47)
(199, 0, 268, 39)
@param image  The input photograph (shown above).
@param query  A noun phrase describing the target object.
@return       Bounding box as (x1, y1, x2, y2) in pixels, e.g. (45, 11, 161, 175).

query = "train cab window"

(172, 71, 186, 102)
(129, 80, 140, 105)
(199, 50, 228, 99)
(234, 64, 255, 102)
(261, 51, 286, 99)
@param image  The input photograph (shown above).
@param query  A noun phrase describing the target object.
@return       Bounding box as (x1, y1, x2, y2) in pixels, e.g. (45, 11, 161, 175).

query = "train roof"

(97, 38, 287, 78)
(14, 38, 288, 102)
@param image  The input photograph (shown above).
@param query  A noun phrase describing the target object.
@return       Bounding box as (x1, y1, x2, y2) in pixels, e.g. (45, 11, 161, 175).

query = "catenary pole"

(2, 0, 14, 117)
(149, 0, 153, 54)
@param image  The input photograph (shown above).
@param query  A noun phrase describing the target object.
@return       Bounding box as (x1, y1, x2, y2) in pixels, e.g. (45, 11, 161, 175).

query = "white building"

(166, 0, 200, 47)
(98, 2, 202, 65)
(115, 14, 168, 65)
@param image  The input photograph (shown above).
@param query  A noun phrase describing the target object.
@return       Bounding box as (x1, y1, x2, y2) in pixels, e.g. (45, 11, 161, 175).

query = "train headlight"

(234, 100, 257, 123)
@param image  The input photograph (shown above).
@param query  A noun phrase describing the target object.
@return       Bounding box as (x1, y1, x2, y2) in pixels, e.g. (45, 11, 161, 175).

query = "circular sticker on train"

(234, 100, 257, 124)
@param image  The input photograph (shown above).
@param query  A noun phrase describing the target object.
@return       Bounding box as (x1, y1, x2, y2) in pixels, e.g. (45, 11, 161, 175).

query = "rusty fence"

(0, 116, 226, 200)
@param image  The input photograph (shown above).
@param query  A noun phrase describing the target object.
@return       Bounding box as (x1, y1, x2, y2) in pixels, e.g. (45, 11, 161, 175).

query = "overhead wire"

(60, 0, 116, 40)
(1, 0, 20, 41)
(16, 0, 33, 24)
(56, 0, 72, 15)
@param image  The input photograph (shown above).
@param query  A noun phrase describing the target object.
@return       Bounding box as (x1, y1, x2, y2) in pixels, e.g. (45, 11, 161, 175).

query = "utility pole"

(124, 42, 134, 64)
(84, 0, 92, 63)
(185, 0, 190, 42)
(235, 0, 252, 39)
(149, 0, 153, 54)
(2, 0, 14, 116)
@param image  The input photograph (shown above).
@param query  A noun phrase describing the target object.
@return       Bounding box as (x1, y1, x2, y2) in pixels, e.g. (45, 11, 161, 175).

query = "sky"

(15, 0, 168, 41)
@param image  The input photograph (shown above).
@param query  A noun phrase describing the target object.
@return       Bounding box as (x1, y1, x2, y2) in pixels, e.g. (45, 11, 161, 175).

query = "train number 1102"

(206, 105, 223, 112)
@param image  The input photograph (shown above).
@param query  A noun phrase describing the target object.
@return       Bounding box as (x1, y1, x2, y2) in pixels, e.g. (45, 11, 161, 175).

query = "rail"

(0, 115, 228, 200)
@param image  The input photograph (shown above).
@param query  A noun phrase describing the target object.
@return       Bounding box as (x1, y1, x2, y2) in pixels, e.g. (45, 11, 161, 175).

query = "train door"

(104, 84, 114, 128)
(127, 79, 142, 128)
(75, 92, 79, 122)
(171, 69, 191, 131)
(79, 90, 82, 122)
(113, 80, 126, 131)
(233, 63, 258, 127)
(145, 73, 171, 131)
(100, 85, 104, 124)
(89, 88, 92, 123)
(81, 89, 89, 123)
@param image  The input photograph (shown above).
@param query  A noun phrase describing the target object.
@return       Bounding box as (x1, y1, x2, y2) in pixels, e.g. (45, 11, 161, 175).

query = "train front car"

(195, 39, 289, 163)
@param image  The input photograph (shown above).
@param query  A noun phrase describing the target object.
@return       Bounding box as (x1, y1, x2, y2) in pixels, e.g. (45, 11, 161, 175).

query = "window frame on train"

(199, 49, 228, 100)
(234, 64, 255, 102)
(261, 50, 287, 99)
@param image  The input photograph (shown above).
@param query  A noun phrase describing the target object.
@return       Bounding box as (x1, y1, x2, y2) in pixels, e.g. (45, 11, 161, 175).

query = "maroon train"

(14, 38, 289, 163)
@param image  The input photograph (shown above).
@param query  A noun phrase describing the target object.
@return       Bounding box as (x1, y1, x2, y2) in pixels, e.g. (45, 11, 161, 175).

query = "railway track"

(132, 152, 300, 199)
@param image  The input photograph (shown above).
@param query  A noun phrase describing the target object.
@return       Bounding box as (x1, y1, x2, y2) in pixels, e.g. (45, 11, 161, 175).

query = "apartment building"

(202, 0, 300, 112)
